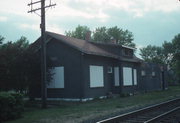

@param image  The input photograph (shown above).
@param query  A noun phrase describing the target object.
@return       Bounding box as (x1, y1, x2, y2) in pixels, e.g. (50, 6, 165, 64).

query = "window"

(123, 49, 133, 57)
(114, 67, 120, 86)
(47, 67, 64, 88)
(133, 69, 137, 85)
(123, 67, 132, 86)
(141, 70, 146, 76)
(90, 65, 104, 88)
(107, 66, 112, 73)
(124, 49, 129, 56)
(152, 71, 156, 77)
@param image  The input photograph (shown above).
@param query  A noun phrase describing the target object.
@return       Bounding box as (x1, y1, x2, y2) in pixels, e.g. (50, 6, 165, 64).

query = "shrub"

(0, 92, 24, 122)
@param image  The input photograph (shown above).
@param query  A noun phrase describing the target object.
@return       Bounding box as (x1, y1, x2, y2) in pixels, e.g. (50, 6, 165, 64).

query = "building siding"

(46, 39, 83, 98)
(139, 63, 168, 92)
(31, 34, 168, 100)
(82, 54, 121, 98)
(120, 62, 140, 93)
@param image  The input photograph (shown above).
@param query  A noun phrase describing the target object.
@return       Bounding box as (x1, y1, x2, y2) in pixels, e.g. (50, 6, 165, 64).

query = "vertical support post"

(41, 0, 47, 108)
(162, 71, 165, 90)
(161, 66, 165, 91)
(28, 0, 56, 108)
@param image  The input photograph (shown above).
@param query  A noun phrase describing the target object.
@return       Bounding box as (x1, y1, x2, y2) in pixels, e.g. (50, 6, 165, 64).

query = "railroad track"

(148, 106, 180, 123)
(97, 98, 180, 123)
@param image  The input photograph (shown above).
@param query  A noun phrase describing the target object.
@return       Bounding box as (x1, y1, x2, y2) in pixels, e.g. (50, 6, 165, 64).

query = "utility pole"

(28, 0, 56, 108)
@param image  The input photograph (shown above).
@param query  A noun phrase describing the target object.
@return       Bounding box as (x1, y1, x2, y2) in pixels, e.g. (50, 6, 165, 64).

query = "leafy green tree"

(25, 48, 53, 99)
(170, 34, 180, 82)
(140, 34, 180, 83)
(171, 34, 180, 60)
(0, 36, 29, 92)
(65, 25, 136, 47)
(162, 41, 174, 65)
(0, 35, 4, 44)
(107, 26, 135, 47)
(93, 26, 135, 47)
(140, 45, 165, 64)
(0, 35, 53, 99)
(65, 25, 90, 40)
(93, 27, 110, 43)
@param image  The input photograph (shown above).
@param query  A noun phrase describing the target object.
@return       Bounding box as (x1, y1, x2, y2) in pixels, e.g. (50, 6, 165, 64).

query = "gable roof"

(46, 31, 119, 59)
(31, 31, 142, 63)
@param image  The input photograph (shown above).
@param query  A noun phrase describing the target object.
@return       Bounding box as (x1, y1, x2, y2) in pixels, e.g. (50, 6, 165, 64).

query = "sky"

(0, 0, 180, 51)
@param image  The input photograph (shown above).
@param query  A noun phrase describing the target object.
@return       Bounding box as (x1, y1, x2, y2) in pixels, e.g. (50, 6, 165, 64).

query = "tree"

(0, 35, 53, 98)
(25, 47, 53, 99)
(92, 26, 135, 47)
(65, 25, 136, 48)
(140, 34, 180, 83)
(170, 34, 180, 83)
(162, 41, 174, 65)
(92, 27, 110, 43)
(13, 37, 29, 92)
(140, 45, 165, 64)
(65, 25, 90, 40)
(0, 35, 4, 44)
(107, 26, 135, 47)
(0, 36, 29, 92)
(171, 34, 180, 60)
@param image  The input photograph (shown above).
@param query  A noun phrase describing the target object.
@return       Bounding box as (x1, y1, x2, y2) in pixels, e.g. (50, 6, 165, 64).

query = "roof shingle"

(47, 31, 119, 59)
(31, 31, 142, 63)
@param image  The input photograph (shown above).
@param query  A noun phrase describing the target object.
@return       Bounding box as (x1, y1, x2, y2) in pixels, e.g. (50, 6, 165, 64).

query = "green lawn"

(6, 86, 180, 123)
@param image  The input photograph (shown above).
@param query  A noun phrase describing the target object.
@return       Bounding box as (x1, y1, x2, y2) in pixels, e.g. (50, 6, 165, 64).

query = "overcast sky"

(0, 0, 180, 50)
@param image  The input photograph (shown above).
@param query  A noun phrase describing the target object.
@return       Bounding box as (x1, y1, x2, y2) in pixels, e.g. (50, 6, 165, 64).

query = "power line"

(28, 0, 56, 108)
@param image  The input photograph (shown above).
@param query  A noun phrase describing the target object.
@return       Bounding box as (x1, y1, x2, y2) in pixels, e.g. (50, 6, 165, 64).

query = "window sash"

(133, 69, 137, 85)
(47, 67, 64, 88)
(90, 65, 104, 88)
(114, 67, 120, 86)
(123, 67, 133, 86)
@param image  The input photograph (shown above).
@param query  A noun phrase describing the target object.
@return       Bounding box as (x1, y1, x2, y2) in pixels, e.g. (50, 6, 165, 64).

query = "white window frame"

(90, 65, 104, 88)
(123, 67, 133, 86)
(47, 66, 64, 88)
(114, 67, 120, 86)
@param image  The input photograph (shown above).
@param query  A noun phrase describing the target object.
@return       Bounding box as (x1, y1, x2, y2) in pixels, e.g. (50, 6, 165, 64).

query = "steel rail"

(97, 98, 180, 123)
(145, 106, 180, 123)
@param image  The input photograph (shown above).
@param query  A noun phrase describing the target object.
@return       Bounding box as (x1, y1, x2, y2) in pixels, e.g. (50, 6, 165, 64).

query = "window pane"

(54, 67, 64, 88)
(90, 65, 104, 88)
(114, 67, 120, 86)
(141, 70, 146, 76)
(152, 71, 155, 76)
(123, 67, 132, 86)
(133, 69, 137, 85)
(47, 67, 64, 88)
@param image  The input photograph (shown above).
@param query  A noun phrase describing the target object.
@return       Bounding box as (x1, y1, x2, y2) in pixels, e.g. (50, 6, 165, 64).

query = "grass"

(5, 86, 180, 123)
